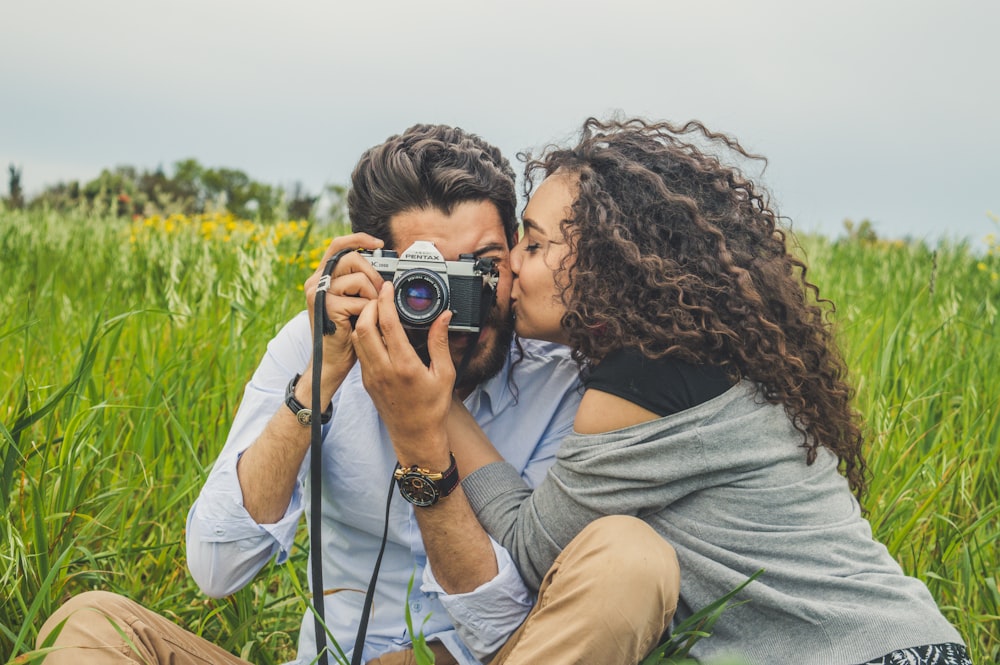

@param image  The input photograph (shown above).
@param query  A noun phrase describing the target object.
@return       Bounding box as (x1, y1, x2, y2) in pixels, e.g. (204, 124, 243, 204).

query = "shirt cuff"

(189, 456, 304, 564)
(421, 538, 533, 661)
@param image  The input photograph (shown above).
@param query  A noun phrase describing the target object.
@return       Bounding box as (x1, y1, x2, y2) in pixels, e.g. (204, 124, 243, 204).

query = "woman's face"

(509, 172, 576, 346)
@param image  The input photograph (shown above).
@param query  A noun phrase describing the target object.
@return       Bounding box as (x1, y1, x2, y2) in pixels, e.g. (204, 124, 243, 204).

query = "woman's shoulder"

(573, 388, 661, 434)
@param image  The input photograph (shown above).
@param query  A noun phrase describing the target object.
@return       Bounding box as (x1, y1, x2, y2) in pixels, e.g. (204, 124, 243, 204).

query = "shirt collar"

(465, 340, 517, 417)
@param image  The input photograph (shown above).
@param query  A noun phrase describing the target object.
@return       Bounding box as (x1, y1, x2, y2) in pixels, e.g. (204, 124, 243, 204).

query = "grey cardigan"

(462, 382, 963, 665)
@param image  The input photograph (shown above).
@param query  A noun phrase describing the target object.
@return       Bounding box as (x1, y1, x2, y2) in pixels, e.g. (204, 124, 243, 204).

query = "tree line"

(3, 161, 344, 223)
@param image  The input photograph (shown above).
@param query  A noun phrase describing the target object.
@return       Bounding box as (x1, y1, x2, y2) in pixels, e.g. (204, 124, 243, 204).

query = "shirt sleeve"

(185, 312, 313, 597)
(421, 538, 534, 662)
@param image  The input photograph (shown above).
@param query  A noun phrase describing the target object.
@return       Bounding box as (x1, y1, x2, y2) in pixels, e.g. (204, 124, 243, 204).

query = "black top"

(583, 347, 735, 417)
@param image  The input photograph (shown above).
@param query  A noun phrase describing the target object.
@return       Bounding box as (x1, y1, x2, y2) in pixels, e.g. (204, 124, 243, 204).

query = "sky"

(2, 0, 998, 246)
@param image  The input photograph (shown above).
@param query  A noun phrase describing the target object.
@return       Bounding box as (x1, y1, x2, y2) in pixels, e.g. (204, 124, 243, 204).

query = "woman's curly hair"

(524, 116, 868, 502)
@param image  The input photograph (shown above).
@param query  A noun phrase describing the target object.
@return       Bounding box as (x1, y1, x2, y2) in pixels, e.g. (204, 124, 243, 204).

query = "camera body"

(360, 241, 500, 333)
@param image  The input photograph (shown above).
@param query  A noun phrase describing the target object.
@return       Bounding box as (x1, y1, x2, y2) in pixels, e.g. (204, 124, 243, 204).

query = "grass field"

(2, 207, 998, 664)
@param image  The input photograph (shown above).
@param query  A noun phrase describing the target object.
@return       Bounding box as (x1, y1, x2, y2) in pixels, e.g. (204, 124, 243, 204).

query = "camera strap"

(310, 251, 352, 665)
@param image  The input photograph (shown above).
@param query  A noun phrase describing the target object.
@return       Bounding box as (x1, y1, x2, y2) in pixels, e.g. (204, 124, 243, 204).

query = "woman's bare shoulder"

(573, 388, 660, 434)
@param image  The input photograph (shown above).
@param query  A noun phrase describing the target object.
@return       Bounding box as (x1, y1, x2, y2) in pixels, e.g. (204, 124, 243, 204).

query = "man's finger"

(329, 272, 382, 300)
(326, 294, 375, 323)
(352, 298, 384, 365)
(306, 235, 385, 297)
(319, 232, 382, 265)
(376, 283, 417, 361)
(427, 311, 455, 378)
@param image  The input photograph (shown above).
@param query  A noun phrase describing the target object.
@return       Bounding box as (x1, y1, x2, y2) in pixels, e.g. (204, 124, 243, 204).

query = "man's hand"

(354, 282, 499, 595)
(301, 233, 386, 404)
(235, 233, 385, 525)
(353, 281, 455, 469)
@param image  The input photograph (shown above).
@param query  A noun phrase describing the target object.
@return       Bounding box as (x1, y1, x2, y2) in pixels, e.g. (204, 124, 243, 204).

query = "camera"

(360, 241, 500, 333)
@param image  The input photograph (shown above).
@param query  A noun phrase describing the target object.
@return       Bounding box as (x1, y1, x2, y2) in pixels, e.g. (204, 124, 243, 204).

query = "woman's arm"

(446, 395, 504, 471)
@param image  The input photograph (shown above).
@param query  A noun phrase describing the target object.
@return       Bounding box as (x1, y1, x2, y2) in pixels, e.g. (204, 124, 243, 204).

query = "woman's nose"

(509, 246, 522, 277)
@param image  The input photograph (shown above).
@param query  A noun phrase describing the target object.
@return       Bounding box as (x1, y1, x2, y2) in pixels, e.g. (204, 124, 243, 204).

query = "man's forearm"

(411, 486, 499, 593)
(389, 427, 500, 593)
(236, 405, 314, 524)
(237, 364, 344, 524)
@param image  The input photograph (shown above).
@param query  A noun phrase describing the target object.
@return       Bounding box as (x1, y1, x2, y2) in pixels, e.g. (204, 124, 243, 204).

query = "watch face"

(398, 472, 440, 507)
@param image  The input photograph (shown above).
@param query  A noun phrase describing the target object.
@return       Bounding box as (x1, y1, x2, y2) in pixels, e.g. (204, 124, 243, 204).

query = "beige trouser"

(487, 515, 678, 665)
(36, 516, 679, 665)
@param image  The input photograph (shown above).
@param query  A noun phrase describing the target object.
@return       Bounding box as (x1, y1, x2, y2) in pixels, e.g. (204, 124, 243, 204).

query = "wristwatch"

(285, 374, 333, 426)
(393, 454, 460, 507)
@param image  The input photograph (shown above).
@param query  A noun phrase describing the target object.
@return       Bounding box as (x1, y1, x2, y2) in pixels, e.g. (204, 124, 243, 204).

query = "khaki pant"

(36, 516, 678, 665)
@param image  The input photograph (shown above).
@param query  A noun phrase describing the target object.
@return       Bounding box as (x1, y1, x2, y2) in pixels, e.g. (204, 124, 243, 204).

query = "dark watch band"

(393, 453, 460, 507)
(285, 373, 333, 426)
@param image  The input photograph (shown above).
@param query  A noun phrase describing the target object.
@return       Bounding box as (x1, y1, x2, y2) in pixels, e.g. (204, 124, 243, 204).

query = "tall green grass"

(796, 234, 1000, 658)
(1, 207, 318, 664)
(2, 208, 997, 664)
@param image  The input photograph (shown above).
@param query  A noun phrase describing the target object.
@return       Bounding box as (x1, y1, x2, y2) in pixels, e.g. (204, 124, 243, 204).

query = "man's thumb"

(428, 311, 454, 368)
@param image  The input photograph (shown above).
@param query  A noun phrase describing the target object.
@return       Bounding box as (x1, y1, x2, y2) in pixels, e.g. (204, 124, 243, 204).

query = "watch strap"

(285, 373, 333, 426)
(393, 453, 460, 506)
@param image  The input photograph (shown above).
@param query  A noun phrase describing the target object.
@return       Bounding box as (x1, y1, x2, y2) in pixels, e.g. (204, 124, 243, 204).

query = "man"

(36, 125, 582, 664)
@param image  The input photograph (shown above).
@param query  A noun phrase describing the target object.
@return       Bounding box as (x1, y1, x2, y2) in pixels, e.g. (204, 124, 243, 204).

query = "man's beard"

(403, 302, 514, 390)
(453, 304, 515, 391)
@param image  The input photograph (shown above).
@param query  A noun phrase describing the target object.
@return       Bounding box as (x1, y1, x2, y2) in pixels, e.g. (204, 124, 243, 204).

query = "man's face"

(388, 201, 514, 392)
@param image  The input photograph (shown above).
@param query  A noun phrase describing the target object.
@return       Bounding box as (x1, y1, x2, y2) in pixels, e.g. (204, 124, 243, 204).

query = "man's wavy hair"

(525, 117, 867, 502)
(348, 123, 518, 249)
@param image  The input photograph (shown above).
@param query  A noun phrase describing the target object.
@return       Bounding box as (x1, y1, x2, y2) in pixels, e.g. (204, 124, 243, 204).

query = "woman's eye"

(525, 242, 542, 254)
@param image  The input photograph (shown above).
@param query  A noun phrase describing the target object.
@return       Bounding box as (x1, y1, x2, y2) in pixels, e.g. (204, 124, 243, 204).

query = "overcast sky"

(2, 0, 997, 245)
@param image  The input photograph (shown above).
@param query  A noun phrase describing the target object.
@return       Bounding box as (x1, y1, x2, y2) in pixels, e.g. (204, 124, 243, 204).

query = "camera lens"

(403, 282, 435, 313)
(394, 269, 448, 327)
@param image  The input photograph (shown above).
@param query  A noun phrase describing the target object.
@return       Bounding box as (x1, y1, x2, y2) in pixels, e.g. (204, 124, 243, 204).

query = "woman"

(354, 117, 970, 665)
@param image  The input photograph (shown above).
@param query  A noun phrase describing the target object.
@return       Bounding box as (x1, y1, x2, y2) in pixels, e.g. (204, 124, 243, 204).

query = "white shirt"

(186, 311, 581, 664)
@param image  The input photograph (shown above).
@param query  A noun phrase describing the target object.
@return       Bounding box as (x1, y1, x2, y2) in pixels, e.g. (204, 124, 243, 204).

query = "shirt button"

(214, 527, 225, 536)
(411, 601, 422, 613)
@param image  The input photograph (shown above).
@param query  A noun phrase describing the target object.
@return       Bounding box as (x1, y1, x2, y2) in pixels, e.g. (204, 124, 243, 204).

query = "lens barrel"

(394, 269, 449, 327)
